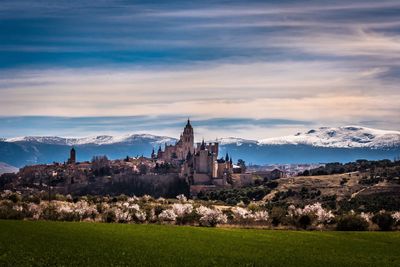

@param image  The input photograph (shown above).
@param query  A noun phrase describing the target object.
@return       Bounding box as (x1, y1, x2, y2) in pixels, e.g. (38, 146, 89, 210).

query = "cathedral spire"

(200, 139, 206, 150)
(225, 152, 229, 162)
(185, 118, 193, 129)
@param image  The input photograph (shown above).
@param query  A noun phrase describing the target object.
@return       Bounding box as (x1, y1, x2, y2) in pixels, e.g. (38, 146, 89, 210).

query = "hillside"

(259, 160, 400, 212)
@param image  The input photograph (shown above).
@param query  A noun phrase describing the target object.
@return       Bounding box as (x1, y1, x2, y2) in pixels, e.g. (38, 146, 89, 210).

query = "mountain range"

(1, 126, 399, 168)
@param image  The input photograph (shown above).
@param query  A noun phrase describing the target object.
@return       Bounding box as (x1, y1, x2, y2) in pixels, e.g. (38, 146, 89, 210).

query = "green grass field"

(0, 220, 399, 267)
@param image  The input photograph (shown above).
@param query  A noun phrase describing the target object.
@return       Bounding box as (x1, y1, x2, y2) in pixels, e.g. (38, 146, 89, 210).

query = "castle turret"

(157, 145, 163, 159)
(200, 139, 206, 150)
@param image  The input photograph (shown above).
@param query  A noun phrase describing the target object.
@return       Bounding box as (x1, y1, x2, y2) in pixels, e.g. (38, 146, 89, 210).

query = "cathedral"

(152, 119, 235, 193)
(152, 119, 195, 162)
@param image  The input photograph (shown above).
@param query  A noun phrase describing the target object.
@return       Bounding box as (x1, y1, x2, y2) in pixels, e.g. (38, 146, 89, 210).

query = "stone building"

(156, 119, 194, 162)
(154, 119, 235, 194)
(67, 147, 76, 164)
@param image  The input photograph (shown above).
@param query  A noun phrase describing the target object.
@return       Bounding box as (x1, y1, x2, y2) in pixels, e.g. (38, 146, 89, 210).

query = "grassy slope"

(0, 220, 399, 267)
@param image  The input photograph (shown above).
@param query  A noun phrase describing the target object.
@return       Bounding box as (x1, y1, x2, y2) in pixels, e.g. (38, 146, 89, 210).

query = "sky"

(0, 0, 399, 140)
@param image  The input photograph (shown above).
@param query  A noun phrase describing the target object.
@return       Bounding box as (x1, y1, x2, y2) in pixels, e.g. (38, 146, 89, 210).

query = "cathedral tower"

(181, 118, 194, 156)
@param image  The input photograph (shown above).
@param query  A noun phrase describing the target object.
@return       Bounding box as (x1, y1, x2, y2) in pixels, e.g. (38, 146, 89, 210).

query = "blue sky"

(0, 0, 399, 139)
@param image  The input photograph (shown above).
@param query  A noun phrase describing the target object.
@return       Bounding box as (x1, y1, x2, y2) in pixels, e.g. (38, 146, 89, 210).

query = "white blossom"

(134, 210, 147, 222)
(360, 212, 373, 223)
(158, 209, 177, 221)
(392, 212, 400, 223)
(196, 206, 227, 226)
(254, 211, 269, 222)
(27, 203, 41, 219)
(141, 195, 152, 202)
(65, 194, 73, 202)
(12, 205, 23, 212)
(148, 208, 156, 222)
(127, 196, 139, 203)
(172, 203, 193, 217)
(231, 207, 254, 220)
(176, 194, 187, 203)
(287, 202, 334, 224)
(114, 207, 132, 222)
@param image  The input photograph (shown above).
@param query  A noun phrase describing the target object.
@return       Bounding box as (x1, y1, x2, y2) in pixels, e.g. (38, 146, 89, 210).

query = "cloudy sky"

(0, 0, 399, 140)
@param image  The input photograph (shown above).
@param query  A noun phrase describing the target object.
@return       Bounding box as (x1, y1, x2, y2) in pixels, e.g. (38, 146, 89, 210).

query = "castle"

(152, 119, 243, 194)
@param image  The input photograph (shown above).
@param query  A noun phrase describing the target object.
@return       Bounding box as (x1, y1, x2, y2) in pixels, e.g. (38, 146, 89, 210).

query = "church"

(152, 119, 240, 194)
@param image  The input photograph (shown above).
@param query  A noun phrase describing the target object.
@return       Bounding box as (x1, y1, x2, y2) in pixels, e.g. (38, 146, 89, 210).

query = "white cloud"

(0, 60, 399, 138)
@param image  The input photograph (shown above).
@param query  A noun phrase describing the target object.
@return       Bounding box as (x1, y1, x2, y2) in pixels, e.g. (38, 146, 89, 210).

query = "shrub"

(253, 210, 269, 222)
(196, 206, 227, 227)
(26, 194, 41, 204)
(393, 212, 400, 225)
(8, 193, 22, 203)
(265, 181, 278, 189)
(336, 215, 369, 231)
(102, 209, 117, 223)
(0, 200, 25, 220)
(298, 214, 313, 229)
(231, 207, 254, 224)
(158, 209, 177, 222)
(41, 204, 60, 221)
(153, 205, 165, 216)
(372, 212, 394, 231)
(270, 207, 287, 226)
(178, 211, 200, 225)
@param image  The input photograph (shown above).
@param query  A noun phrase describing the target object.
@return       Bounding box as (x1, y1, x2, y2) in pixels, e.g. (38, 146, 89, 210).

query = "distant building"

(254, 168, 286, 181)
(67, 147, 76, 164)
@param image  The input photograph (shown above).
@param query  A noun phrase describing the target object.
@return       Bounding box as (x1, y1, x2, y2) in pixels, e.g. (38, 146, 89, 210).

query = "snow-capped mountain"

(1, 126, 399, 167)
(215, 137, 258, 146)
(6, 126, 399, 149)
(5, 134, 177, 146)
(259, 126, 400, 148)
(216, 126, 400, 148)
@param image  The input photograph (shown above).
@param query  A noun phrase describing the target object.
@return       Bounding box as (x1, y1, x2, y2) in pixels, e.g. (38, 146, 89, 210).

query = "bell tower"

(182, 118, 194, 155)
(68, 147, 76, 164)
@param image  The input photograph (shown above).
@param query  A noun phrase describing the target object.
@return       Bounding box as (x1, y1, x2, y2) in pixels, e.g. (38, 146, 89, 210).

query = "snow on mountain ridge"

(5, 134, 177, 146)
(215, 137, 258, 146)
(258, 126, 400, 148)
(3, 126, 400, 148)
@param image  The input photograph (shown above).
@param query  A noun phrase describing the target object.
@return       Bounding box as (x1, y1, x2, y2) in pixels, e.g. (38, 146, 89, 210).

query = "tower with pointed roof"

(181, 118, 194, 158)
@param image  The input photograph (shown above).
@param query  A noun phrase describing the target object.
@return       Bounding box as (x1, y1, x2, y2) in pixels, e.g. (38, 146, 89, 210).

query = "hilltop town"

(1, 120, 252, 197)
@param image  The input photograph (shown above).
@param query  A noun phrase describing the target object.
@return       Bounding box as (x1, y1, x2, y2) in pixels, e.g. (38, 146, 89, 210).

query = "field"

(0, 220, 399, 266)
